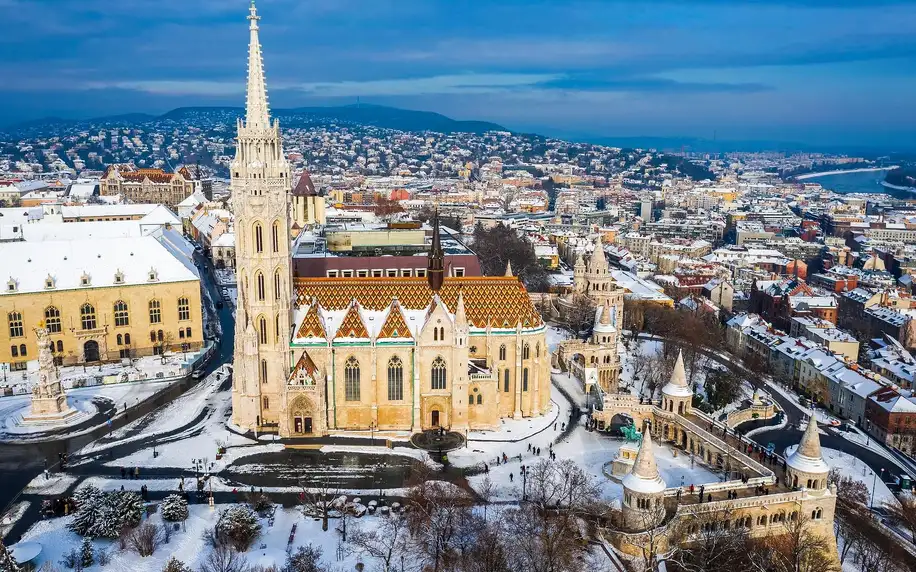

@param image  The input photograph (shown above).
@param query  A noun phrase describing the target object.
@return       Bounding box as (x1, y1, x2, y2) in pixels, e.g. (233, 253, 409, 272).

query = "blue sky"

(2, 0, 916, 148)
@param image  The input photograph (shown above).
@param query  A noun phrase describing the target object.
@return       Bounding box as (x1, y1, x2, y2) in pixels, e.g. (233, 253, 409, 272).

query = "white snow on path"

(318, 445, 438, 467)
(23, 473, 78, 495)
(467, 400, 561, 442)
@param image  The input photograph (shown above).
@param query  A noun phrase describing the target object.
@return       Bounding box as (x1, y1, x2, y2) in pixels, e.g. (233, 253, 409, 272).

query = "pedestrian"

(561, 423, 565, 431)
(554, 423, 557, 431)
(484, 463, 489, 474)
(179, 479, 184, 492)
(707, 493, 712, 503)
(44, 469, 49, 481)
(509, 473, 514, 483)
(527, 443, 532, 452)
(120, 485, 125, 492)
(134, 467, 140, 479)
(689, 484, 695, 494)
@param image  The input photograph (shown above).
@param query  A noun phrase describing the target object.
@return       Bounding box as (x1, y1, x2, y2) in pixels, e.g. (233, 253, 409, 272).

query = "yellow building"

(100, 165, 199, 209)
(1, 237, 204, 369)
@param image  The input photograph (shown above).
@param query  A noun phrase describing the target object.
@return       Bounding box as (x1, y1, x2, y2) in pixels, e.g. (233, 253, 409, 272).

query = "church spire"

(427, 209, 445, 292)
(245, 0, 270, 129)
(504, 260, 513, 277)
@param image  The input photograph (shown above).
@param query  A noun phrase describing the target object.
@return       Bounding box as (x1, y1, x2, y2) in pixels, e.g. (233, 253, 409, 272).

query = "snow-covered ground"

(214, 268, 236, 286)
(766, 381, 842, 426)
(16, 503, 380, 572)
(0, 378, 178, 439)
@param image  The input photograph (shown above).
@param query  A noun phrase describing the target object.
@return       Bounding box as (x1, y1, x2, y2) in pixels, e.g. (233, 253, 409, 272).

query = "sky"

(2, 0, 916, 149)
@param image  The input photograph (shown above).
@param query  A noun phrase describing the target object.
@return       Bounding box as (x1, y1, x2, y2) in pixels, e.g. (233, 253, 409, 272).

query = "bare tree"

(746, 514, 840, 572)
(349, 514, 411, 572)
(405, 478, 474, 572)
(199, 546, 249, 572)
(827, 468, 869, 508)
(883, 493, 916, 543)
(563, 295, 595, 337)
(498, 187, 517, 213)
(128, 521, 164, 557)
(666, 506, 750, 572)
(300, 477, 340, 533)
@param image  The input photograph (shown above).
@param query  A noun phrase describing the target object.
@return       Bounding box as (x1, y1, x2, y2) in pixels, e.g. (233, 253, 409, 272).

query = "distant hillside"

(5, 104, 507, 135)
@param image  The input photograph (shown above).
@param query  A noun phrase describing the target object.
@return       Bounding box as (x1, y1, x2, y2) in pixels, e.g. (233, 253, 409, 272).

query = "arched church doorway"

(431, 409, 440, 427)
(83, 340, 100, 362)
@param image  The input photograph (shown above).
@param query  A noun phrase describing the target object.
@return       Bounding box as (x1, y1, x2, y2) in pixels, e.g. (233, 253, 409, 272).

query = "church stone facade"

(230, 3, 550, 437)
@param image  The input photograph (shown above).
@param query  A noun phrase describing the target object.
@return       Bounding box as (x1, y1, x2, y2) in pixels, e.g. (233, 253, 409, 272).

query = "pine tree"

(160, 495, 189, 522)
(162, 557, 192, 572)
(0, 542, 20, 572)
(73, 485, 102, 509)
(88, 498, 121, 539)
(79, 537, 95, 568)
(216, 505, 261, 551)
(112, 491, 144, 529)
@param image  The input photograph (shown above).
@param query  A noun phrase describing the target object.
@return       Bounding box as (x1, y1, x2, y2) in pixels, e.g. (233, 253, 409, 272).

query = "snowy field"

(15, 503, 381, 572)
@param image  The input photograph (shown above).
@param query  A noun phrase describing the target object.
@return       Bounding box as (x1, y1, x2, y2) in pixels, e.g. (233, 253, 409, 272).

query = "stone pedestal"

(22, 326, 77, 425)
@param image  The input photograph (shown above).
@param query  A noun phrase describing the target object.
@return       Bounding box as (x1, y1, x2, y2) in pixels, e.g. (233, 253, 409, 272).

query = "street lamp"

(870, 467, 886, 509)
(369, 421, 376, 446)
(520, 465, 528, 502)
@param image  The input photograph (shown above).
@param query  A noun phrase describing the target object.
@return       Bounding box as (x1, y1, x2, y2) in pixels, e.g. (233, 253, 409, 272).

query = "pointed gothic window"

(387, 356, 404, 401)
(113, 300, 130, 327)
(523, 343, 530, 360)
(274, 270, 281, 301)
(431, 356, 447, 390)
(503, 369, 510, 392)
(260, 359, 267, 385)
(258, 316, 267, 345)
(275, 313, 281, 343)
(256, 272, 265, 301)
(523, 368, 529, 391)
(80, 304, 96, 330)
(345, 356, 361, 401)
(44, 307, 61, 334)
(272, 221, 280, 253)
(499, 344, 506, 361)
(254, 223, 264, 253)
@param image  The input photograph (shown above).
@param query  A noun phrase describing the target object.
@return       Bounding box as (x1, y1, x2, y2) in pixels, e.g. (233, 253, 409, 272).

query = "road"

(0, 249, 236, 516)
(632, 333, 908, 489)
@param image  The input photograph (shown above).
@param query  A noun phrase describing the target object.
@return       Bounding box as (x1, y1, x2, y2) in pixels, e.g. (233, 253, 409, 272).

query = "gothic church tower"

(231, 1, 293, 431)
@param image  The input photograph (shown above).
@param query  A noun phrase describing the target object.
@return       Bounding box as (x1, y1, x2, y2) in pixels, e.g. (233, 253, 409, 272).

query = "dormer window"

(6, 278, 16, 293)
(80, 273, 91, 286)
(45, 275, 55, 289)
(114, 270, 125, 284)
(148, 268, 159, 282)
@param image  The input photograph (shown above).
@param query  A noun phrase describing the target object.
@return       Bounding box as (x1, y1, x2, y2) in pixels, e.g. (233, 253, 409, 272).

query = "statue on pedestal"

(24, 326, 76, 422)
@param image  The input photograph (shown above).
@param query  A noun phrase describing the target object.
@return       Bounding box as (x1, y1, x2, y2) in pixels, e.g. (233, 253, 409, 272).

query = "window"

(357, 270, 368, 278)
(401, 269, 412, 277)
(416, 269, 426, 278)
(254, 223, 264, 253)
(454, 267, 465, 277)
(157, 330, 164, 342)
(44, 307, 61, 334)
(113, 300, 129, 327)
(388, 356, 404, 401)
(372, 270, 383, 278)
(56, 340, 63, 353)
(272, 221, 280, 253)
(125, 334, 131, 345)
(345, 357, 361, 401)
(117, 334, 123, 345)
(431, 356, 447, 390)
(342, 270, 353, 278)
(499, 344, 506, 361)
(523, 368, 529, 391)
(434, 328, 438, 342)
(262, 396, 269, 410)
(469, 393, 474, 405)
(19, 344, 26, 357)
(149, 300, 161, 324)
(10, 362, 26, 372)
(10, 345, 18, 357)
(260, 360, 267, 384)
(503, 370, 510, 392)
(256, 272, 265, 301)
(536, 343, 540, 358)
(274, 270, 282, 301)
(258, 316, 268, 345)
(523, 344, 530, 360)
(477, 394, 482, 405)
(275, 314, 281, 342)
(80, 304, 96, 330)
(327, 270, 339, 278)
(185, 328, 191, 339)
(386, 269, 397, 278)
(8, 312, 23, 338)
(178, 298, 190, 321)
(114, 271, 124, 284)
(45, 276, 55, 289)
(179, 329, 185, 339)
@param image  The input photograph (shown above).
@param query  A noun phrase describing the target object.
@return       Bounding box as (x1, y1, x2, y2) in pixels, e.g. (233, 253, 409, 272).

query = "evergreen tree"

(88, 498, 121, 539)
(68, 488, 104, 537)
(162, 557, 192, 572)
(112, 491, 144, 529)
(160, 495, 189, 522)
(0, 542, 20, 572)
(79, 537, 95, 568)
(216, 505, 261, 551)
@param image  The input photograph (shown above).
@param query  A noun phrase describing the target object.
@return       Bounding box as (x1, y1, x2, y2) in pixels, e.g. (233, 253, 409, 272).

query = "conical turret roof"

(622, 427, 667, 495)
(594, 298, 616, 334)
(787, 415, 829, 475)
(505, 260, 513, 277)
(589, 235, 607, 270)
(662, 350, 693, 398)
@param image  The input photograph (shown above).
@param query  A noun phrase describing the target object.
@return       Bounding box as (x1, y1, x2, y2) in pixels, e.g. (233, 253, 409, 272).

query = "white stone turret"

(573, 253, 586, 294)
(622, 425, 667, 531)
(786, 415, 830, 491)
(504, 260, 513, 277)
(661, 350, 693, 415)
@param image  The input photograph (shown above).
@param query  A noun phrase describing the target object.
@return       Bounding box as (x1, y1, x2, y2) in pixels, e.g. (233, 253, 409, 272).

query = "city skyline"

(1, 0, 915, 148)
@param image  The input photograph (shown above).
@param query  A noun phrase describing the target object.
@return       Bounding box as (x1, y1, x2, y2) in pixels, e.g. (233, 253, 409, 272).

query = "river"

(803, 169, 914, 198)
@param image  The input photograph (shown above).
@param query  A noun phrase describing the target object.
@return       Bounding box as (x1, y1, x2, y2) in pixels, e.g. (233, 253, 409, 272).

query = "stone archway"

(422, 397, 450, 430)
(289, 395, 317, 436)
(83, 340, 100, 363)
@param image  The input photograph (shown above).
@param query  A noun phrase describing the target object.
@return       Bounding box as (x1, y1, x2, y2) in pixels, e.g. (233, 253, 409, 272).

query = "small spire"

(797, 415, 823, 460)
(632, 426, 661, 481)
(600, 299, 612, 325)
(670, 350, 687, 388)
(427, 208, 444, 292)
(590, 235, 607, 267)
(455, 289, 467, 326)
(504, 260, 513, 277)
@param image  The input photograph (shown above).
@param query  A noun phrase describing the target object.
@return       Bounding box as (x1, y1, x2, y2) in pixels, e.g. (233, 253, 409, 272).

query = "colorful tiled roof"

(334, 300, 370, 339)
(378, 300, 412, 339)
(295, 301, 327, 339)
(294, 277, 543, 329)
(288, 350, 319, 384)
